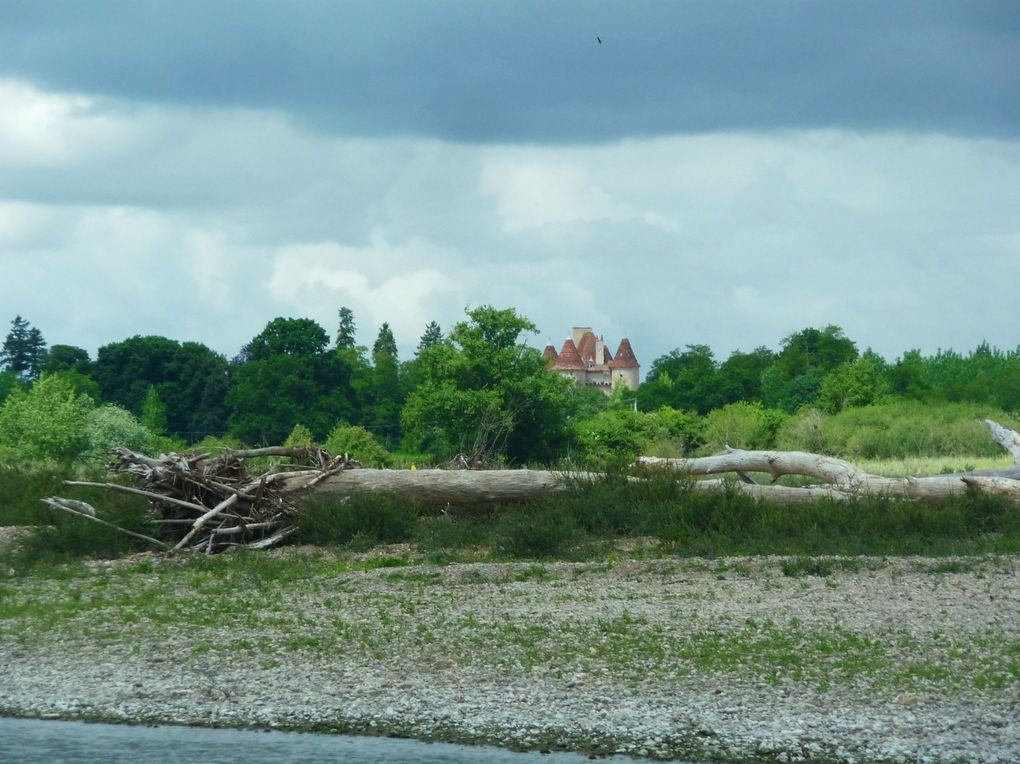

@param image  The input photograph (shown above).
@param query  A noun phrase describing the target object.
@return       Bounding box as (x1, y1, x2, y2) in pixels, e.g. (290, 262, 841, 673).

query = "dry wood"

(172, 494, 239, 553)
(637, 420, 1020, 502)
(278, 467, 581, 504)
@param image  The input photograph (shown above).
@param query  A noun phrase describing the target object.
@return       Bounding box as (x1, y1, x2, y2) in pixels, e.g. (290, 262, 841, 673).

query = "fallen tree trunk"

(43, 420, 1020, 553)
(278, 467, 582, 504)
(637, 419, 1020, 503)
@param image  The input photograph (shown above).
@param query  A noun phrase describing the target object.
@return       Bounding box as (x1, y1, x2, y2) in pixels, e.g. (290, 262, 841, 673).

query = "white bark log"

(637, 451, 872, 489)
(280, 468, 590, 505)
(638, 435, 1020, 503)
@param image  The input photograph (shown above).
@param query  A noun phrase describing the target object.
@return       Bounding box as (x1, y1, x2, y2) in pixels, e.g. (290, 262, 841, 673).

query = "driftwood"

(638, 419, 1020, 503)
(43, 420, 1020, 554)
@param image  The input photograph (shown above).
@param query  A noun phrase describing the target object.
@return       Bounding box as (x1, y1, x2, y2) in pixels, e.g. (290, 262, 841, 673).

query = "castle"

(543, 327, 640, 394)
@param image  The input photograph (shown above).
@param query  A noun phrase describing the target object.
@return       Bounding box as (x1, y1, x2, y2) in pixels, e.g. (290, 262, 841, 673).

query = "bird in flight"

(596, 35, 603, 44)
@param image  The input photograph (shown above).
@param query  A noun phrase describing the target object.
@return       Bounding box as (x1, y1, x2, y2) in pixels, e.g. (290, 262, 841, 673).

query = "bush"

(283, 423, 316, 448)
(293, 493, 418, 546)
(776, 399, 1020, 459)
(0, 374, 94, 464)
(776, 407, 830, 453)
(700, 402, 787, 452)
(571, 406, 702, 468)
(325, 424, 391, 467)
(495, 503, 581, 559)
(80, 405, 154, 465)
(2, 478, 155, 569)
(0, 467, 71, 525)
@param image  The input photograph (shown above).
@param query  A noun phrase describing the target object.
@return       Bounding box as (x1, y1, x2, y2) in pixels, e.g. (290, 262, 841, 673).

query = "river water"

(0, 717, 689, 763)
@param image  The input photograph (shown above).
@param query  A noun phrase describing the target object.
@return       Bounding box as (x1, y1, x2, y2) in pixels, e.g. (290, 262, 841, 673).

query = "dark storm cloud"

(1, 1, 1017, 142)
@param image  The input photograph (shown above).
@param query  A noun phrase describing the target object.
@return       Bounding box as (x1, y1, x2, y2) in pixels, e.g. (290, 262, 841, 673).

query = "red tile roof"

(576, 331, 597, 364)
(542, 344, 558, 362)
(608, 338, 639, 368)
(551, 338, 585, 370)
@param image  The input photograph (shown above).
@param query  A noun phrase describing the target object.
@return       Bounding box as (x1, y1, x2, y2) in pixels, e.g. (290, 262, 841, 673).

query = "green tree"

(81, 405, 154, 465)
(402, 306, 573, 464)
(93, 336, 229, 440)
(416, 321, 443, 356)
(817, 352, 891, 413)
(50, 369, 101, 403)
(336, 307, 357, 350)
(369, 323, 403, 443)
(227, 319, 368, 445)
(637, 344, 721, 414)
(242, 317, 330, 361)
(0, 373, 95, 463)
(761, 325, 858, 412)
(1, 315, 47, 381)
(716, 346, 776, 404)
(42, 344, 93, 376)
(140, 385, 168, 435)
(889, 349, 933, 401)
(227, 353, 361, 445)
(0, 371, 25, 406)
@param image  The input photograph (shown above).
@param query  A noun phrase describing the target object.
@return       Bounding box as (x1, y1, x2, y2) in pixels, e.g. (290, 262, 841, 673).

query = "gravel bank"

(1, 551, 1018, 762)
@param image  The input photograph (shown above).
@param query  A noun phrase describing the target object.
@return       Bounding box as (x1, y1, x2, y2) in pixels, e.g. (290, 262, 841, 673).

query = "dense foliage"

(5, 308, 1020, 468)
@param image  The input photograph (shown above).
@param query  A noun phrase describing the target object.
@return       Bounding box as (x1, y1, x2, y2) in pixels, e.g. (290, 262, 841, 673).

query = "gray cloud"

(1, 1, 1017, 142)
(2, 80, 1017, 367)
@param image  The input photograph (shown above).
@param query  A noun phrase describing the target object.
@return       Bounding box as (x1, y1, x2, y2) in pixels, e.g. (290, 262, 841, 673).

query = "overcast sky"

(1, 1, 1019, 369)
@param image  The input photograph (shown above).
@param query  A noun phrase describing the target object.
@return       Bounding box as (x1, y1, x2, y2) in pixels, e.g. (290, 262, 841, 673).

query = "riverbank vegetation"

(5, 464, 1020, 575)
(4, 307, 1020, 569)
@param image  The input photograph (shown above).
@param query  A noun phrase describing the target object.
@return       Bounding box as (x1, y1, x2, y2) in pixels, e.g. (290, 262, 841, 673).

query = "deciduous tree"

(402, 306, 572, 463)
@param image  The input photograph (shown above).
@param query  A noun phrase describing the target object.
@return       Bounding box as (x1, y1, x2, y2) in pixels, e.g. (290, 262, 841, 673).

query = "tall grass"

(287, 471, 1020, 561)
(6, 465, 1020, 568)
(0, 465, 156, 570)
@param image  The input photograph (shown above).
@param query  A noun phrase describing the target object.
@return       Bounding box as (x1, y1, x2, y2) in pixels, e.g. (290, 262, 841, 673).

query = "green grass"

(6, 459, 1020, 571)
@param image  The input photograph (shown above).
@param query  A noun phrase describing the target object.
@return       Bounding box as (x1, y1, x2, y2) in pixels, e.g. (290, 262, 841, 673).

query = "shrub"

(571, 407, 702, 468)
(80, 405, 154, 465)
(293, 493, 417, 546)
(776, 399, 1020, 459)
(3, 486, 154, 568)
(325, 424, 391, 467)
(701, 402, 787, 453)
(495, 503, 580, 559)
(283, 423, 316, 448)
(776, 407, 830, 453)
(0, 373, 94, 464)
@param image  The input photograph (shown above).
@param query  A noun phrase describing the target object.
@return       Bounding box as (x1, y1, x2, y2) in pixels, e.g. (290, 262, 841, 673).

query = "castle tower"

(608, 338, 640, 390)
(550, 338, 586, 382)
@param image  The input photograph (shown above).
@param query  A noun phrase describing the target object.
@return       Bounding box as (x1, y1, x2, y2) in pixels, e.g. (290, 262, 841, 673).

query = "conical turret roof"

(608, 338, 639, 369)
(551, 338, 585, 370)
(542, 344, 558, 362)
(575, 331, 597, 364)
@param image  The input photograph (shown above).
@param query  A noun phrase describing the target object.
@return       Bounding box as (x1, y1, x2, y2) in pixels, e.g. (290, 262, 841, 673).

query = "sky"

(1, 1, 1019, 369)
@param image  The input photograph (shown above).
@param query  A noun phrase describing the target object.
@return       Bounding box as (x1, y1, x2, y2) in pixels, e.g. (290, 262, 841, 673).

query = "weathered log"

(279, 467, 583, 504)
(636, 420, 1020, 502)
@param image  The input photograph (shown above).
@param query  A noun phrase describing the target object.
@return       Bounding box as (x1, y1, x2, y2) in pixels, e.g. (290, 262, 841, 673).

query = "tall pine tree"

(416, 321, 443, 356)
(0, 315, 47, 381)
(336, 307, 357, 350)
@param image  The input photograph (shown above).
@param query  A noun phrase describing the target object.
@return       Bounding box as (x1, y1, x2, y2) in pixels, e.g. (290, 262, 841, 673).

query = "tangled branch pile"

(46, 446, 360, 553)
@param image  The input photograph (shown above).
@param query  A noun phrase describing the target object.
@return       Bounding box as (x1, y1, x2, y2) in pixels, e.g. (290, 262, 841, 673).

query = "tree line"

(2, 310, 1020, 468)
